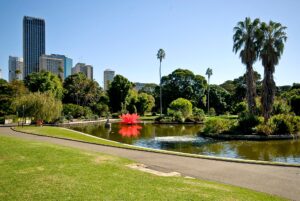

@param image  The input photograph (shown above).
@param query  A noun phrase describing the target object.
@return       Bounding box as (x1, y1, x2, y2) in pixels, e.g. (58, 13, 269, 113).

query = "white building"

(9, 56, 24, 81)
(39, 54, 64, 80)
(72, 63, 93, 80)
(103, 69, 115, 91)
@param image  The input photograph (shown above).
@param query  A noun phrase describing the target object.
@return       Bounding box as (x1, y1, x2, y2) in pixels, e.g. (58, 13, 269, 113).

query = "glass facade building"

(23, 16, 45, 77)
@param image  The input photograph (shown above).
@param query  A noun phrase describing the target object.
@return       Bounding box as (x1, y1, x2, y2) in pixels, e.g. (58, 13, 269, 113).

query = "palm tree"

(233, 17, 260, 114)
(259, 21, 287, 122)
(206, 68, 213, 114)
(157, 48, 166, 116)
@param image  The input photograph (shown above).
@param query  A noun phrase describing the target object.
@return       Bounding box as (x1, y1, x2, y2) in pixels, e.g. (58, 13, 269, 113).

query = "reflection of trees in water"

(148, 124, 204, 136)
(228, 140, 300, 162)
(197, 142, 227, 155)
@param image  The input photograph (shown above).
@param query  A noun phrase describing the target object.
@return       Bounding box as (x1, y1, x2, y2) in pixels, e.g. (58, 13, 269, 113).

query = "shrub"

(168, 98, 192, 121)
(236, 112, 260, 134)
(208, 108, 216, 116)
(290, 95, 300, 115)
(233, 102, 247, 115)
(272, 99, 291, 115)
(270, 114, 296, 135)
(255, 114, 300, 135)
(63, 104, 92, 119)
(201, 118, 233, 135)
(192, 107, 205, 122)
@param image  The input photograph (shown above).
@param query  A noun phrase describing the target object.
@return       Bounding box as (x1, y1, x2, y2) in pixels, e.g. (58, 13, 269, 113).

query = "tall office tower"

(9, 56, 24, 81)
(49, 54, 73, 79)
(103, 69, 115, 91)
(39, 54, 64, 80)
(23, 16, 45, 77)
(72, 63, 93, 80)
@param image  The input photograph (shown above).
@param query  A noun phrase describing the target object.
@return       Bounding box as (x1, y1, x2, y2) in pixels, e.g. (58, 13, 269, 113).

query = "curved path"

(1, 127, 300, 200)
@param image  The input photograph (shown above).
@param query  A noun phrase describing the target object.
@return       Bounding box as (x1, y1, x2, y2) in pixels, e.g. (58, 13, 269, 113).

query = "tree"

(206, 68, 213, 114)
(161, 69, 207, 111)
(168, 98, 193, 121)
(136, 93, 155, 115)
(63, 73, 103, 107)
(24, 72, 63, 99)
(208, 85, 232, 115)
(12, 92, 62, 123)
(259, 21, 287, 121)
(140, 83, 158, 97)
(233, 17, 260, 114)
(107, 75, 132, 113)
(157, 48, 165, 116)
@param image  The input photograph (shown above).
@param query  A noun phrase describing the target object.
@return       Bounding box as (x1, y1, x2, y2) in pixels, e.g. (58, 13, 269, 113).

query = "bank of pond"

(68, 122, 300, 164)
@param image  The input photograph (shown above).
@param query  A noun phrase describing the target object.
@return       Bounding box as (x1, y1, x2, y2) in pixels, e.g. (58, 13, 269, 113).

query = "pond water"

(69, 123, 300, 164)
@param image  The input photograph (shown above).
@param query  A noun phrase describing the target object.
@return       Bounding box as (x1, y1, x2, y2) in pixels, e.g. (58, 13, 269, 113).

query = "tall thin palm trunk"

(262, 66, 275, 122)
(159, 60, 162, 116)
(207, 77, 210, 114)
(246, 64, 257, 114)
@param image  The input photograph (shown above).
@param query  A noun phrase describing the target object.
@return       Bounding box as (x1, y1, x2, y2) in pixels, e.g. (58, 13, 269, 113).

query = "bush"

(201, 118, 233, 135)
(255, 114, 300, 135)
(233, 102, 247, 115)
(290, 95, 300, 115)
(63, 104, 92, 119)
(236, 113, 261, 134)
(272, 99, 291, 115)
(270, 114, 298, 135)
(168, 98, 193, 121)
(192, 107, 205, 122)
(208, 108, 216, 116)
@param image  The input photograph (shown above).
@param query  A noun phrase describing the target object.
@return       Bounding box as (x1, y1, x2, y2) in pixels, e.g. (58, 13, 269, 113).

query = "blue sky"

(0, 0, 299, 87)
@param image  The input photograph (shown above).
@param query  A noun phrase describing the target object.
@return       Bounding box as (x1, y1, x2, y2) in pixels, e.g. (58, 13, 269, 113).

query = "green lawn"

(14, 126, 133, 148)
(0, 135, 285, 201)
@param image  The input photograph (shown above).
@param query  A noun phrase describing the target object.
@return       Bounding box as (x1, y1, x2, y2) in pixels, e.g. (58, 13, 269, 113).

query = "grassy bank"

(14, 126, 132, 148)
(0, 135, 285, 201)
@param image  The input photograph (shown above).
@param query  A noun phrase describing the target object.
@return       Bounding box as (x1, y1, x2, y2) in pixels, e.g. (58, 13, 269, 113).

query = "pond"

(69, 123, 300, 164)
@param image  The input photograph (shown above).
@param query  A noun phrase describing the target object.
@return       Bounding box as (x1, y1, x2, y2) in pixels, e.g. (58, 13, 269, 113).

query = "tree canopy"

(24, 72, 63, 99)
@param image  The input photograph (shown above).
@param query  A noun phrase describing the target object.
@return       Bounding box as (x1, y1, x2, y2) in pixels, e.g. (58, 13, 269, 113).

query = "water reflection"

(69, 123, 300, 163)
(118, 125, 142, 138)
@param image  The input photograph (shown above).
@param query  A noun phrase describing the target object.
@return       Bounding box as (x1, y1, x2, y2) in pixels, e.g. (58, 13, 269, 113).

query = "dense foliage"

(167, 98, 193, 122)
(12, 92, 62, 122)
(24, 72, 63, 99)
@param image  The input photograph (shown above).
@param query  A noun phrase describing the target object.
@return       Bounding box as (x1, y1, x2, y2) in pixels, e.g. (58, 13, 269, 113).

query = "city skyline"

(0, 0, 299, 86)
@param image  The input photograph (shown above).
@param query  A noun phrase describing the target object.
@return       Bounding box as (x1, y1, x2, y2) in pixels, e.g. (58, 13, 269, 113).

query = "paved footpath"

(1, 127, 300, 200)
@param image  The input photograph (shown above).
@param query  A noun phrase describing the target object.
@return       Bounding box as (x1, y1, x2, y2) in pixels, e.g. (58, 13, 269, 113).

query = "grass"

(0, 135, 286, 201)
(14, 126, 133, 148)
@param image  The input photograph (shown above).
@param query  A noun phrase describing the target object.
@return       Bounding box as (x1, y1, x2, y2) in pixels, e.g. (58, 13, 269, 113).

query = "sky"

(0, 0, 299, 87)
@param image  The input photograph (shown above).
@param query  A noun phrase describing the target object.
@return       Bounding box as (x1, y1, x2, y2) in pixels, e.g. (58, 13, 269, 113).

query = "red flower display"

(119, 113, 140, 124)
(118, 125, 142, 138)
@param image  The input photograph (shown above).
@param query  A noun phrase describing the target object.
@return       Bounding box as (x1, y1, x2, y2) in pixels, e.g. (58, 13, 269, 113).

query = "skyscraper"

(72, 63, 93, 80)
(23, 16, 45, 77)
(9, 56, 24, 81)
(103, 69, 115, 91)
(39, 54, 64, 80)
(50, 54, 73, 79)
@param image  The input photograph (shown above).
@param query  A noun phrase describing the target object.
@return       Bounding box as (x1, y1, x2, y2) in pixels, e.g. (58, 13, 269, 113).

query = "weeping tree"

(233, 17, 260, 114)
(157, 48, 166, 116)
(259, 21, 287, 122)
(12, 92, 63, 123)
(206, 68, 213, 114)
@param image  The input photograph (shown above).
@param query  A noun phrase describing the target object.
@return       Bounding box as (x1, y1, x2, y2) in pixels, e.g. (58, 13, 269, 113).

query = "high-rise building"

(103, 69, 115, 91)
(39, 54, 64, 79)
(9, 56, 24, 81)
(23, 16, 45, 77)
(49, 54, 73, 79)
(72, 63, 93, 80)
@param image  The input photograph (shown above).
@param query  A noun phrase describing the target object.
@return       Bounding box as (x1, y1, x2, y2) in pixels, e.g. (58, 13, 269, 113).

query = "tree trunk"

(246, 63, 257, 115)
(262, 65, 275, 122)
(159, 61, 163, 116)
